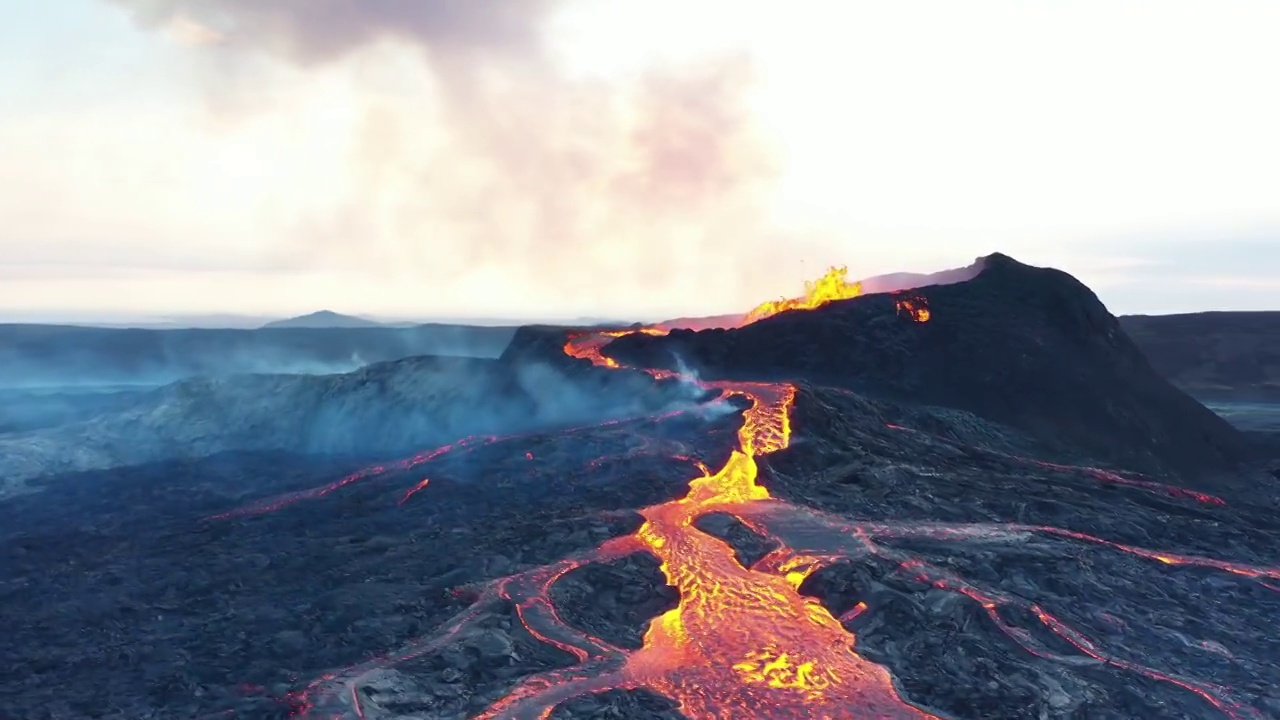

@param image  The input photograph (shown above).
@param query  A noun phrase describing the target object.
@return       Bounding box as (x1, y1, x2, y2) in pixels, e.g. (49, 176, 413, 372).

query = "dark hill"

(262, 310, 383, 329)
(6, 257, 1280, 720)
(0, 322, 517, 387)
(0, 345, 706, 496)
(1120, 311, 1280, 402)
(603, 253, 1254, 484)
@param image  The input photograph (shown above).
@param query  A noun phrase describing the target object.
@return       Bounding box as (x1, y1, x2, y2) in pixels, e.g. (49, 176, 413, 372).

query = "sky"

(2, 0, 1278, 324)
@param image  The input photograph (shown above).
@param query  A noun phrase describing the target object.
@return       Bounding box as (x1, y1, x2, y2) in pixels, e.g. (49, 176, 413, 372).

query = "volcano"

(2, 254, 1278, 720)
(605, 253, 1254, 485)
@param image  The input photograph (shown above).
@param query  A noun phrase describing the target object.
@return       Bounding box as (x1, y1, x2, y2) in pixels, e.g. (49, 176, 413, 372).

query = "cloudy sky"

(3, 0, 1278, 323)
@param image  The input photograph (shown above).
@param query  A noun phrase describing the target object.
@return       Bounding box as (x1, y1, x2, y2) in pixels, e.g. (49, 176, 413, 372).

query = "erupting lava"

(281, 265, 1274, 719)
(744, 266, 864, 324)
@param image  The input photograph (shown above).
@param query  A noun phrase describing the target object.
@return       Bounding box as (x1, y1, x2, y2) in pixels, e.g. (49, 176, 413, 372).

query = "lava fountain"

(743, 265, 865, 324)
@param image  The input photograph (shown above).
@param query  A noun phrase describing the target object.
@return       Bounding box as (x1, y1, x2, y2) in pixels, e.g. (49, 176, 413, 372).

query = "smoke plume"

(106, 0, 818, 313)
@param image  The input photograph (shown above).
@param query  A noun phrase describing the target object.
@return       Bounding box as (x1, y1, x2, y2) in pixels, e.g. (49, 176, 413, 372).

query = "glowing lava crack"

(282, 269, 938, 720)
(279, 268, 1276, 719)
(470, 378, 934, 719)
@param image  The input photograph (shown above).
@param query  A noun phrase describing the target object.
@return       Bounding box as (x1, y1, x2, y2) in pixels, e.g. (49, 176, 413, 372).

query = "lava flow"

(615, 379, 934, 719)
(466, 275, 936, 718)
(290, 265, 1273, 719)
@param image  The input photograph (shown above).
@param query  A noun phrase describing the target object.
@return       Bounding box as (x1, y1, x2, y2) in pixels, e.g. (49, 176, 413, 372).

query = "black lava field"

(3, 255, 1279, 720)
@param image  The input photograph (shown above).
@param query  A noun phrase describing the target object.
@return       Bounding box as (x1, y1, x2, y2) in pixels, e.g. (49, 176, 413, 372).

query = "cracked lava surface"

(263, 267, 1277, 719)
(464, 376, 935, 720)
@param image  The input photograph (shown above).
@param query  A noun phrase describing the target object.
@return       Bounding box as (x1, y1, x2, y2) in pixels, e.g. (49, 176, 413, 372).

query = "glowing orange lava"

(619, 380, 932, 718)
(545, 274, 936, 718)
(287, 265, 1274, 719)
(894, 294, 931, 323)
(744, 266, 864, 324)
(563, 328, 669, 368)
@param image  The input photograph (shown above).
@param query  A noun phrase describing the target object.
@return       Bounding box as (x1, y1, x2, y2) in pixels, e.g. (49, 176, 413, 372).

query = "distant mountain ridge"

(261, 311, 383, 329)
(1120, 311, 1280, 402)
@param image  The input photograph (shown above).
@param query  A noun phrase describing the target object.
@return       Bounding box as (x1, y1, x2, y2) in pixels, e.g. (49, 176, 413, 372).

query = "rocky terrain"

(2, 254, 1278, 719)
(1121, 312, 1280, 403)
(0, 351, 705, 498)
(0, 321, 517, 387)
(608, 254, 1257, 485)
(0, 385, 154, 435)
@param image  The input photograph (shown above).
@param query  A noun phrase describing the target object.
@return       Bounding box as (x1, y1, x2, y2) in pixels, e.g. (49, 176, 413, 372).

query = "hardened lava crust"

(2, 255, 1278, 719)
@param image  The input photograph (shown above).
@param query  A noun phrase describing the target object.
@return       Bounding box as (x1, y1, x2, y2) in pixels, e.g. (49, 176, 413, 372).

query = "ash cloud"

(110, 0, 553, 63)
(105, 0, 821, 309)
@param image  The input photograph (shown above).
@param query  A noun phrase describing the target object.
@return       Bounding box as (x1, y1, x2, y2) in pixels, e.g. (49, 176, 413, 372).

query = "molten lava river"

(527, 340, 933, 719)
(259, 267, 1277, 720)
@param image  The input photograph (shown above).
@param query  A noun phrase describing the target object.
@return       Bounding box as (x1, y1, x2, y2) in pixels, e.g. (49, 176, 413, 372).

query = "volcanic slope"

(289, 256, 1278, 720)
(0, 322, 516, 387)
(0, 347, 702, 498)
(608, 253, 1256, 486)
(3, 255, 1279, 720)
(1120, 311, 1280, 408)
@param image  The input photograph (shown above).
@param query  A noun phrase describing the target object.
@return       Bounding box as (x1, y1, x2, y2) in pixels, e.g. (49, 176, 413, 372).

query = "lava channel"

(461, 282, 937, 718)
(288, 267, 1272, 720)
(471, 379, 935, 720)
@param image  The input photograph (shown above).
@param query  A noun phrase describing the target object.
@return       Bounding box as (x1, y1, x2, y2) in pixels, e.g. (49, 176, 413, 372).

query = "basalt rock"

(606, 253, 1255, 487)
(4, 256, 1279, 720)
(692, 512, 780, 570)
(547, 689, 686, 719)
(0, 351, 701, 498)
(548, 552, 679, 650)
(1120, 311, 1280, 403)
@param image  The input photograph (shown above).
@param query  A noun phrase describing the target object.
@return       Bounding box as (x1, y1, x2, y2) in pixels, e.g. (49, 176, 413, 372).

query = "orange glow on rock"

(294, 267, 945, 719)
(289, 264, 1279, 719)
(588, 376, 933, 718)
(527, 268, 936, 718)
(894, 294, 931, 323)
